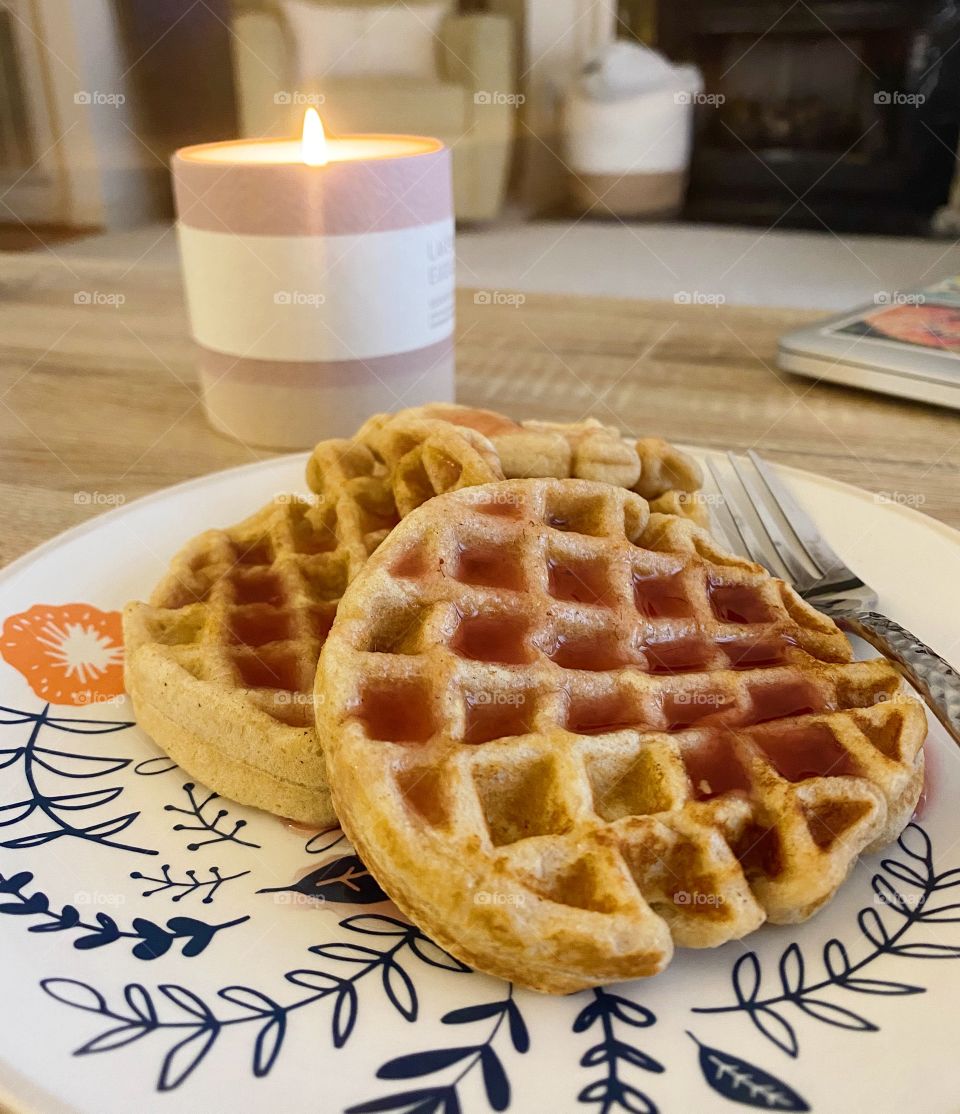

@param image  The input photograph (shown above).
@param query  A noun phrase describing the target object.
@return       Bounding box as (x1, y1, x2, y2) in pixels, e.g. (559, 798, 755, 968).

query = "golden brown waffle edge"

(315, 479, 927, 993)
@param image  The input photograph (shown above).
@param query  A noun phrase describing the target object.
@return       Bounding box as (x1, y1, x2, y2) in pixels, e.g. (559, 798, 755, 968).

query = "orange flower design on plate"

(0, 604, 125, 705)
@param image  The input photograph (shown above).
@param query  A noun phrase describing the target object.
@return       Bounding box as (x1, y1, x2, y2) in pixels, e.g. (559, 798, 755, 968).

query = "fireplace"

(643, 0, 956, 233)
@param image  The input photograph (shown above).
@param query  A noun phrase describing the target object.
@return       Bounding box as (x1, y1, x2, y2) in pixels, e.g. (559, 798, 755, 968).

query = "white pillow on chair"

(282, 1, 449, 81)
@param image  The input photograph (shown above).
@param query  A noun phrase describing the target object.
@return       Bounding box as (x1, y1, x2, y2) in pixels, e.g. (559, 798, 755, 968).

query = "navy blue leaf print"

(880, 859, 927, 888)
(778, 944, 805, 995)
(793, 999, 876, 1031)
(131, 864, 249, 904)
(284, 969, 343, 994)
(917, 902, 960, 923)
(159, 984, 215, 1021)
(217, 986, 280, 1015)
(42, 915, 472, 1091)
(840, 977, 922, 996)
(898, 824, 932, 863)
(693, 823, 960, 1057)
(891, 942, 960, 958)
(872, 875, 912, 914)
(348, 1089, 453, 1114)
(130, 920, 173, 960)
(303, 829, 347, 855)
(0, 871, 242, 958)
(606, 997, 656, 1029)
(382, 961, 417, 1022)
(159, 1027, 218, 1091)
(0, 704, 154, 855)
(506, 1000, 529, 1054)
(333, 983, 359, 1046)
(258, 855, 387, 905)
(75, 1024, 149, 1055)
(379, 1048, 478, 1079)
(346, 914, 413, 936)
(357, 987, 526, 1114)
(41, 978, 108, 1013)
(479, 1046, 510, 1111)
(577, 1080, 656, 1114)
(688, 1033, 810, 1110)
(311, 942, 384, 964)
(822, 939, 850, 979)
(165, 783, 260, 851)
(748, 1008, 798, 1058)
(133, 754, 179, 776)
(123, 984, 157, 1024)
(253, 1014, 286, 1077)
(575, 988, 662, 1114)
(732, 954, 761, 1006)
(856, 907, 890, 947)
(441, 1002, 504, 1025)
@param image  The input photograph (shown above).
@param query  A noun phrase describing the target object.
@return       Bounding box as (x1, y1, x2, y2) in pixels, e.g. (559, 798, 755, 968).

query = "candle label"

(177, 218, 455, 363)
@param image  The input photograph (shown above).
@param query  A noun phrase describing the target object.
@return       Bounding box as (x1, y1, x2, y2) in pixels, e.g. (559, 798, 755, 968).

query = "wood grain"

(0, 251, 957, 570)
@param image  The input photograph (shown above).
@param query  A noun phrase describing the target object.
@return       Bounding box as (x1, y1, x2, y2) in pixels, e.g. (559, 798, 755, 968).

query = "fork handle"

(837, 611, 960, 745)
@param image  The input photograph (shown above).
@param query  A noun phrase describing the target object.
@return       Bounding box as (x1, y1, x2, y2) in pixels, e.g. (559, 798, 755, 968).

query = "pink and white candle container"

(171, 119, 454, 449)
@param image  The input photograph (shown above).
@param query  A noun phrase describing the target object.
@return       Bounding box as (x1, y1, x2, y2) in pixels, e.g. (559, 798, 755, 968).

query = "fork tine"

(746, 450, 857, 582)
(728, 454, 821, 593)
(707, 457, 788, 578)
(698, 459, 741, 554)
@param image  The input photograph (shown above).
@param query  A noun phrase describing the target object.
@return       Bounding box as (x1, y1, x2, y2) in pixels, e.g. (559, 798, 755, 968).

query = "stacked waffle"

(316, 480, 926, 991)
(124, 406, 705, 827)
(124, 407, 926, 991)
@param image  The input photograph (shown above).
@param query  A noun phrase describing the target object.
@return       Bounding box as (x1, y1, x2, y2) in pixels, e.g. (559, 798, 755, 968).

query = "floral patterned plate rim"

(0, 452, 958, 1114)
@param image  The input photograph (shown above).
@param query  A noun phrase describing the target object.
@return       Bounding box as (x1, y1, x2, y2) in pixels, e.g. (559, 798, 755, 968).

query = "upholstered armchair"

(229, 0, 517, 221)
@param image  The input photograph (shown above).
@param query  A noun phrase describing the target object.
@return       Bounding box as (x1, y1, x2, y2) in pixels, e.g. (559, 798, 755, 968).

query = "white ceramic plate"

(0, 455, 958, 1114)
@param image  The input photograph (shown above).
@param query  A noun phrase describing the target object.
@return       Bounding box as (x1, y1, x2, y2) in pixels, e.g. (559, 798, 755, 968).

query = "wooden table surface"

(0, 251, 957, 570)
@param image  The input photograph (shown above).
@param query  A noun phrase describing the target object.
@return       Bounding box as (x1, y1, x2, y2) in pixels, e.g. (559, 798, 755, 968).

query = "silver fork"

(705, 449, 960, 745)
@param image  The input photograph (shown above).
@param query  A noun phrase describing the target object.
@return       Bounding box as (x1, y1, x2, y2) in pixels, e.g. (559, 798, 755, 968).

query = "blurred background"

(2, 0, 960, 305)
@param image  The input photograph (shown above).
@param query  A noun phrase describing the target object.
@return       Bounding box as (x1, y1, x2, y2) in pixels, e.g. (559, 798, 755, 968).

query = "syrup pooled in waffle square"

(124, 483, 398, 827)
(316, 479, 927, 993)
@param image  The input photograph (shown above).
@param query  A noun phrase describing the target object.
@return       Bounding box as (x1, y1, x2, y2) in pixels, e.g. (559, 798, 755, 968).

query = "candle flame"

(301, 108, 327, 166)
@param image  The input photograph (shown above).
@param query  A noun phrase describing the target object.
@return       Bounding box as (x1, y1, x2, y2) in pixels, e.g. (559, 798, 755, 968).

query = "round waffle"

(123, 478, 398, 827)
(313, 403, 709, 528)
(316, 478, 927, 994)
(355, 403, 703, 498)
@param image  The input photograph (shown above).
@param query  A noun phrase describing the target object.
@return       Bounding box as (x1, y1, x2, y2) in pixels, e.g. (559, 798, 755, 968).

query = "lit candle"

(171, 110, 455, 449)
